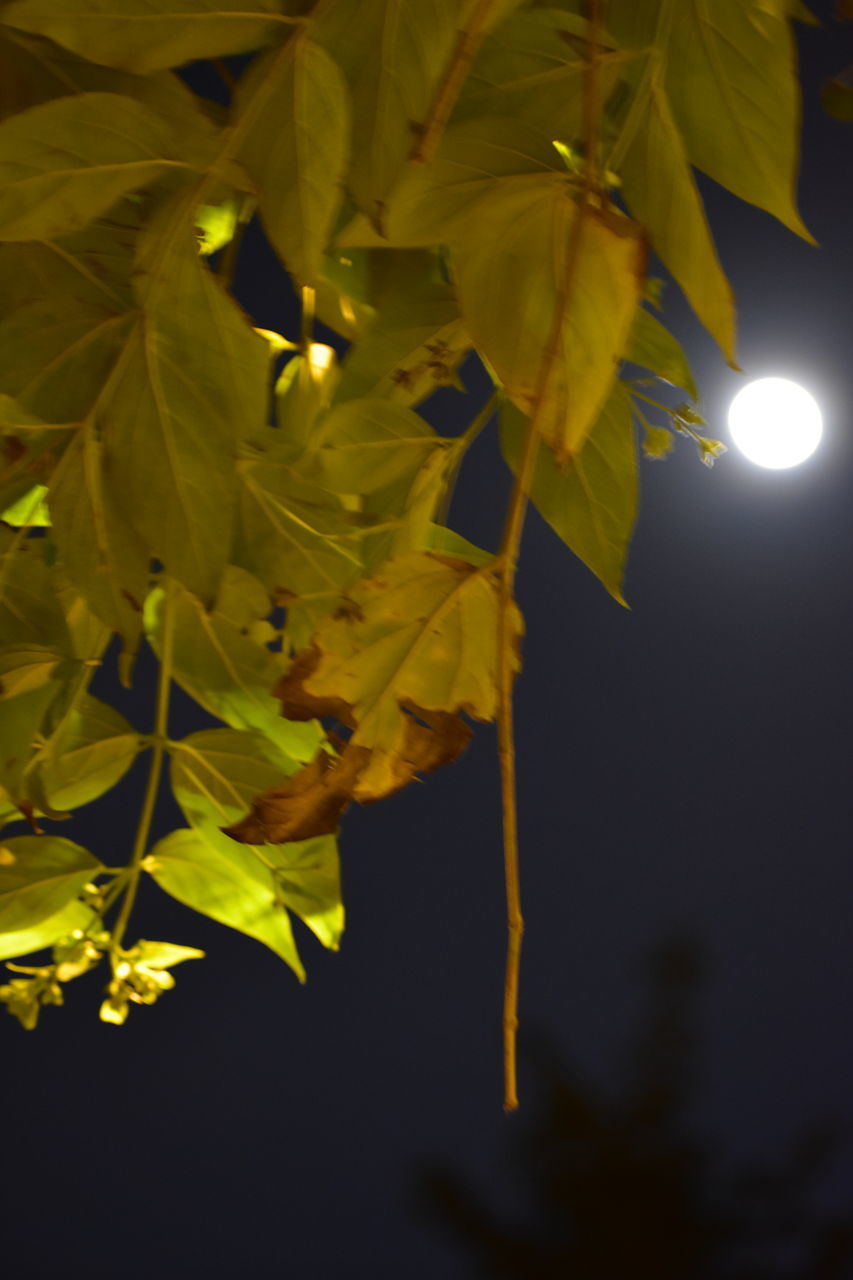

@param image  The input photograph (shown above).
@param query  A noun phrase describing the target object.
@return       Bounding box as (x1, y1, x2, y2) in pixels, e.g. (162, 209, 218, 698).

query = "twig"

(493, 0, 605, 1113)
(410, 0, 498, 165)
(110, 579, 176, 950)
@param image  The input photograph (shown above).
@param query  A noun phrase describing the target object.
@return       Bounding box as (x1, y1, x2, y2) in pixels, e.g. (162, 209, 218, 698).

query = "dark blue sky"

(5, 5, 853, 1277)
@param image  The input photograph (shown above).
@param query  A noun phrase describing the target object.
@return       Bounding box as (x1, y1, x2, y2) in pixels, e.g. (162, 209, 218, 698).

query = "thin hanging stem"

(493, 0, 605, 1113)
(110, 580, 176, 951)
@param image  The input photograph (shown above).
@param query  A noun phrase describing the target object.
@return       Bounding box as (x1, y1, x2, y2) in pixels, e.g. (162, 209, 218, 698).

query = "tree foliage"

(0, 0, 814, 1107)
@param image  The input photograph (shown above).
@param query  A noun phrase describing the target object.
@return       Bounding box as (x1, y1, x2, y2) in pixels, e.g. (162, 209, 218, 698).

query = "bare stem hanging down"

(494, 0, 606, 1113)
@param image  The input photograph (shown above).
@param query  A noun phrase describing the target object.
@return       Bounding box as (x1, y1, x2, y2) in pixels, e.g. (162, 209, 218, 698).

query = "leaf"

(453, 181, 646, 462)
(500, 385, 637, 603)
(107, 208, 270, 603)
(235, 437, 367, 647)
(0, 644, 69, 699)
(1, 485, 50, 527)
(425, 523, 494, 566)
(337, 115, 563, 248)
(310, 398, 449, 494)
(618, 69, 736, 364)
(609, 0, 813, 240)
(624, 307, 698, 401)
(0, 898, 95, 961)
(234, 34, 350, 283)
(144, 570, 322, 761)
(170, 727, 301, 835)
(170, 727, 343, 947)
(223, 746, 368, 844)
(49, 428, 151, 655)
(33, 694, 140, 812)
(145, 827, 305, 979)
(0, 835, 103, 932)
(0, 93, 194, 242)
(275, 550, 522, 803)
(333, 250, 470, 408)
(314, 0, 463, 225)
(0, 685, 61, 809)
(2, 0, 293, 74)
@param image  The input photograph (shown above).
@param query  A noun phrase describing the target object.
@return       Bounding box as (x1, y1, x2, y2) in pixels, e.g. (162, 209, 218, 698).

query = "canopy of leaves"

(0, 0, 814, 1055)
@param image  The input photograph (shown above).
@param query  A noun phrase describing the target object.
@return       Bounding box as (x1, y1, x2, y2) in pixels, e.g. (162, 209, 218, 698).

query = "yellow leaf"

(453, 181, 646, 462)
(276, 550, 522, 803)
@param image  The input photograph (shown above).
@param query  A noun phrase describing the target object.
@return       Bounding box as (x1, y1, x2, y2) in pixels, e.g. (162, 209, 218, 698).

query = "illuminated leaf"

(454, 182, 646, 462)
(0, 835, 103, 932)
(618, 70, 736, 363)
(234, 34, 350, 283)
(170, 727, 343, 948)
(33, 695, 140, 812)
(0, 93, 209, 242)
(276, 551, 522, 803)
(624, 307, 698, 402)
(310, 398, 449, 494)
(0, 898, 96, 961)
(2, 0, 292, 74)
(315, 0, 462, 225)
(609, 0, 813, 240)
(144, 570, 322, 761)
(500, 385, 637, 603)
(145, 827, 305, 978)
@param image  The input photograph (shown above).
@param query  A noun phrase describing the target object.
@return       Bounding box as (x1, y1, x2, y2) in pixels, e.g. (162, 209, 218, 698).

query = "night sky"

(6, 5, 853, 1277)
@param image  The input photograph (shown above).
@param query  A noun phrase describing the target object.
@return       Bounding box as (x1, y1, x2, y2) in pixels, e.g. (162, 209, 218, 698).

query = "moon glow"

(727, 377, 823, 469)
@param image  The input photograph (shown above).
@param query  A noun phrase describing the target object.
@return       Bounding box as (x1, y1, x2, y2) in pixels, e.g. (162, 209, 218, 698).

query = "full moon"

(727, 377, 823, 469)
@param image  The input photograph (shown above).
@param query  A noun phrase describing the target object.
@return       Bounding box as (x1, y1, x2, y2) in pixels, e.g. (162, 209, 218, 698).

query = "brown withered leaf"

(223, 746, 368, 845)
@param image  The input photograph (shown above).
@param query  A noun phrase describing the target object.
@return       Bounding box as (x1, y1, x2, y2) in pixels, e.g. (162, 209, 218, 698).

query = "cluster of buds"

(0, 930, 107, 1029)
(99, 940, 204, 1025)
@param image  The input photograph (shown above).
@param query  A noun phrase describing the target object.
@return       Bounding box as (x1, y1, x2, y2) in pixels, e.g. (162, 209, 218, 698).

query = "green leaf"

(235, 437, 366, 646)
(624, 307, 698, 401)
(453, 182, 646, 462)
(106, 207, 270, 603)
(0, 898, 96, 961)
(33, 694, 140, 812)
(0, 684, 61, 808)
(0, 534, 70, 650)
(0, 93, 194, 242)
(234, 34, 350, 284)
(169, 727, 343, 949)
(424, 524, 494, 567)
(337, 115, 563, 248)
(145, 827, 305, 979)
(2, 0, 293, 74)
(315, 0, 462, 225)
(500, 384, 637, 604)
(311, 398, 448, 494)
(49, 428, 151, 656)
(144, 570, 322, 761)
(333, 250, 470, 408)
(0, 485, 50, 527)
(0, 835, 103, 932)
(0, 644, 69, 700)
(194, 197, 240, 257)
(610, 0, 813, 241)
(618, 69, 736, 364)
